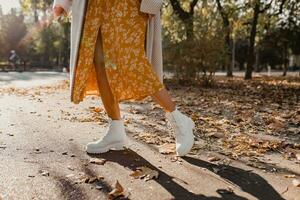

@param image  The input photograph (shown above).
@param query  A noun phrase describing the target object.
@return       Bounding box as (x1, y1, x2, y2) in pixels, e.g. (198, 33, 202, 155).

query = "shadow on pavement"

(88, 149, 248, 200)
(41, 167, 87, 200)
(183, 156, 285, 200)
(42, 160, 114, 200)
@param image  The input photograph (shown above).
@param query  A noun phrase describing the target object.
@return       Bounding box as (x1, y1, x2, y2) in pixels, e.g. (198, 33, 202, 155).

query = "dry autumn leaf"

(208, 132, 225, 139)
(89, 158, 106, 165)
(129, 170, 143, 179)
(129, 166, 159, 181)
(75, 175, 104, 184)
(292, 179, 300, 187)
(284, 174, 296, 178)
(90, 107, 103, 113)
(208, 156, 221, 162)
(108, 180, 125, 199)
(296, 153, 300, 161)
(158, 143, 176, 154)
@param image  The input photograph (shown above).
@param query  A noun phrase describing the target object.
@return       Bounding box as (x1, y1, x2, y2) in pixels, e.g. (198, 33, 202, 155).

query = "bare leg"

(151, 88, 176, 113)
(94, 28, 121, 120)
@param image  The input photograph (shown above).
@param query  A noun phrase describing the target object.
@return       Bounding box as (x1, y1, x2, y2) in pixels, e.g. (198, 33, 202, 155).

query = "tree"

(259, 0, 300, 76)
(244, 0, 273, 79)
(163, 1, 226, 84)
(235, 39, 248, 70)
(20, 0, 53, 22)
(169, 0, 199, 40)
(215, 0, 240, 77)
(0, 9, 27, 61)
(19, 0, 71, 68)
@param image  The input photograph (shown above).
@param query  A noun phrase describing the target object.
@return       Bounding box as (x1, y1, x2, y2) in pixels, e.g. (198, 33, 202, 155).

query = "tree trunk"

(230, 37, 235, 76)
(225, 29, 233, 77)
(282, 45, 288, 76)
(33, 0, 38, 23)
(215, 0, 232, 77)
(282, 64, 287, 76)
(185, 17, 194, 40)
(245, 2, 260, 80)
(239, 62, 245, 71)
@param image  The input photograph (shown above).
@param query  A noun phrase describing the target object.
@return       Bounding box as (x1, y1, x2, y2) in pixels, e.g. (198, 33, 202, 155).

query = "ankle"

(109, 117, 122, 120)
(165, 106, 178, 113)
(108, 114, 125, 121)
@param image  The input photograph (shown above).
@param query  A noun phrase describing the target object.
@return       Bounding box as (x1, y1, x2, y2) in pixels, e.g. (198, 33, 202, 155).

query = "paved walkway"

(0, 71, 68, 88)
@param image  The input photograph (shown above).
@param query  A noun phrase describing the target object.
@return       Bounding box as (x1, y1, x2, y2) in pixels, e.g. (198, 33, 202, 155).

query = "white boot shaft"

(166, 108, 195, 156)
(102, 118, 127, 143)
(86, 117, 127, 154)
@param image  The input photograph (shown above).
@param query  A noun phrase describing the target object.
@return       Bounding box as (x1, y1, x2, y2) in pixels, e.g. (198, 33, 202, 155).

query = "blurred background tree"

(0, 0, 70, 70)
(0, 7, 27, 62)
(162, 0, 300, 84)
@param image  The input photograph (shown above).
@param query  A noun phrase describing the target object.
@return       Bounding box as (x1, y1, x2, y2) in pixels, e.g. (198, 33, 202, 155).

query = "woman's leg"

(152, 87, 196, 157)
(151, 88, 176, 112)
(94, 28, 121, 120)
(86, 29, 127, 154)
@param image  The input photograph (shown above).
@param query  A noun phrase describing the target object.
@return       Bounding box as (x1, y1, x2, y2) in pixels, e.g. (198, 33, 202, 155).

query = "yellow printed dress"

(72, 0, 165, 104)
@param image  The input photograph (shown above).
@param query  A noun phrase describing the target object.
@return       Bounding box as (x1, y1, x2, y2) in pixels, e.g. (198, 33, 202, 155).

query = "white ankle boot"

(165, 108, 195, 156)
(86, 118, 128, 154)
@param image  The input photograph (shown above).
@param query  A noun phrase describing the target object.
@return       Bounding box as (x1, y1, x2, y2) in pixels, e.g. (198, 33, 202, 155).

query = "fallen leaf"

(76, 175, 104, 184)
(284, 174, 296, 178)
(208, 156, 221, 162)
(296, 153, 300, 161)
(268, 118, 285, 130)
(292, 179, 300, 187)
(217, 188, 234, 194)
(212, 167, 221, 173)
(129, 166, 159, 181)
(281, 186, 289, 195)
(87, 177, 100, 184)
(95, 185, 103, 190)
(129, 170, 143, 179)
(89, 158, 106, 165)
(158, 143, 176, 154)
(91, 107, 103, 113)
(66, 174, 75, 178)
(108, 180, 125, 199)
(39, 170, 49, 176)
(208, 132, 225, 139)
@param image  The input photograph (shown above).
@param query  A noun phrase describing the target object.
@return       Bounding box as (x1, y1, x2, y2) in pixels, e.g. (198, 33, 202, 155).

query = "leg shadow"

(88, 149, 248, 200)
(183, 156, 285, 200)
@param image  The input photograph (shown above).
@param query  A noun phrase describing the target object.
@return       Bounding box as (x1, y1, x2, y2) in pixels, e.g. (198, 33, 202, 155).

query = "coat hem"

(70, 0, 89, 104)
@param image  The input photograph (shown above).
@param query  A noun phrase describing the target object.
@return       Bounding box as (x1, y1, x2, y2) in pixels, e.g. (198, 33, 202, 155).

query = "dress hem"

(70, 84, 165, 104)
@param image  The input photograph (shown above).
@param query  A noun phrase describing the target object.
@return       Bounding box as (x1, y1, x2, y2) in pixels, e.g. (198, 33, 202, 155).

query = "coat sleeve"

(140, 0, 163, 15)
(53, 0, 72, 14)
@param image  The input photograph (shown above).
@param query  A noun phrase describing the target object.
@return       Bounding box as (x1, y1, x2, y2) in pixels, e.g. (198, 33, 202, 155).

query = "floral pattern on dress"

(72, 0, 165, 104)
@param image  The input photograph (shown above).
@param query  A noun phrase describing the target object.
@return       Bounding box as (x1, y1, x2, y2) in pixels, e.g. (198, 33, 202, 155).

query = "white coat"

(53, 0, 164, 103)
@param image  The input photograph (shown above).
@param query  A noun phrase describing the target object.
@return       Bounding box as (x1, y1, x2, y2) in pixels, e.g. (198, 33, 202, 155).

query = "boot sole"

(86, 141, 127, 154)
(176, 119, 195, 157)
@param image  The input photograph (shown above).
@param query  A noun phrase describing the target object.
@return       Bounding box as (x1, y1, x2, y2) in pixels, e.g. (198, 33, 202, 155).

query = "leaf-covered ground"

(1, 76, 299, 164)
(151, 77, 300, 167)
(172, 76, 299, 157)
